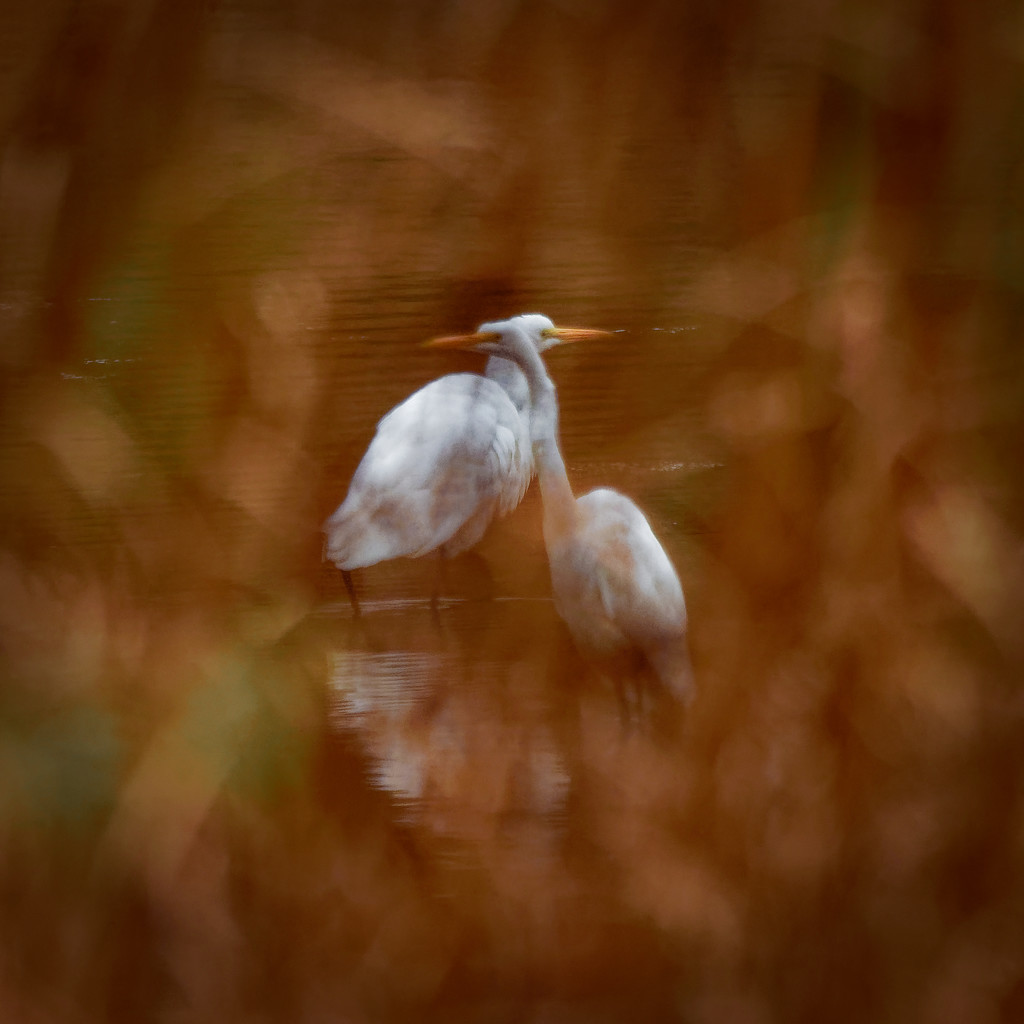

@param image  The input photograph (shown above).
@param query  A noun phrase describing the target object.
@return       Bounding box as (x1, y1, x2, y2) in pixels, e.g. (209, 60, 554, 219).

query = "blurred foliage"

(1, 0, 1022, 1021)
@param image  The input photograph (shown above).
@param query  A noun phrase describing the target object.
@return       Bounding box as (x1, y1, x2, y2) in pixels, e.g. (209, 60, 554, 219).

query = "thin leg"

(341, 570, 361, 618)
(612, 673, 635, 732)
(429, 553, 447, 628)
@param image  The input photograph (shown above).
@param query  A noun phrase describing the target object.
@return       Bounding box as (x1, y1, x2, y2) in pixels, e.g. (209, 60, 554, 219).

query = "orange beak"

(422, 330, 500, 350)
(423, 326, 611, 349)
(545, 327, 613, 343)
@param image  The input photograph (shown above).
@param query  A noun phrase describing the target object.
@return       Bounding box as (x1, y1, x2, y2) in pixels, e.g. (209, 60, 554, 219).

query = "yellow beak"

(423, 326, 611, 349)
(546, 327, 613, 343)
(423, 330, 499, 350)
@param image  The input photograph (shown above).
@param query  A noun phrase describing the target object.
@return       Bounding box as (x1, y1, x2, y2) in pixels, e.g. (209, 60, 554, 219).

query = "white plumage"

(547, 488, 692, 701)
(323, 316, 561, 574)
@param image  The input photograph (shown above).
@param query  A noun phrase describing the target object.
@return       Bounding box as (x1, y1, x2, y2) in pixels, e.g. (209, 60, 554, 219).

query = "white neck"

(483, 354, 530, 417)
(498, 327, 577, 543)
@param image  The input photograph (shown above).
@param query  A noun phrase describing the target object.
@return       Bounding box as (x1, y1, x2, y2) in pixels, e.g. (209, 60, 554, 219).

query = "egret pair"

(323, 314, 693, 708)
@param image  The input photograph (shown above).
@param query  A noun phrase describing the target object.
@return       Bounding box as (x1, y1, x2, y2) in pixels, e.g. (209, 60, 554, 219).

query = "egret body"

(323, 315, 567, 587)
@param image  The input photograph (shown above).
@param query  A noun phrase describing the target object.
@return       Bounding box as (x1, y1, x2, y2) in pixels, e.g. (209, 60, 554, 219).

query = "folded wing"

(324, 373, 532, 569)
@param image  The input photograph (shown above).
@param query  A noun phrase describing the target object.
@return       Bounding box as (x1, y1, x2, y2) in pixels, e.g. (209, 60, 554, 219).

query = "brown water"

(1, 3, 1022, 1022)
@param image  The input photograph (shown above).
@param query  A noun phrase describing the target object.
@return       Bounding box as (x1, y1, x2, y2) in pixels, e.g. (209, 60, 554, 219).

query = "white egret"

(323, 314, 573, 607)
(428, 315, 694, 711)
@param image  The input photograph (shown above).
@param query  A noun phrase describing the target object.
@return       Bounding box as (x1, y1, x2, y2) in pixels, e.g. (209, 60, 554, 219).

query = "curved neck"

(500, 329, 577, 542)
(483, 354, 529, 416)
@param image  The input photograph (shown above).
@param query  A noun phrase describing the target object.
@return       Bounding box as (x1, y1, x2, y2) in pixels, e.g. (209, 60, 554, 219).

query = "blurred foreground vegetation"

(1, 1, 1022, 1021)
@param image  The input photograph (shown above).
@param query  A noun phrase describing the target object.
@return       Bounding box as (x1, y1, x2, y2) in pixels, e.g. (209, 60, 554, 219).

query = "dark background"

(1, 1, 1022, 1021)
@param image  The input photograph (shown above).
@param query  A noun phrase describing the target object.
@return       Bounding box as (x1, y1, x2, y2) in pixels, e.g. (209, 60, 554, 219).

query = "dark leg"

(341, 570, 361, 618)
(613, 673, 635, 732)
(429, 553, 447, 628)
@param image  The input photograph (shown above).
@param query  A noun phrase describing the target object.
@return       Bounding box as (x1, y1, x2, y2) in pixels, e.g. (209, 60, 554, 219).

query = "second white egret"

(427, 315, 695, 712)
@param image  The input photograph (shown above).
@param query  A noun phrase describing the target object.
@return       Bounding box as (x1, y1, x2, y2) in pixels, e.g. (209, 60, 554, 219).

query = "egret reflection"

(327, 641, 571, 838)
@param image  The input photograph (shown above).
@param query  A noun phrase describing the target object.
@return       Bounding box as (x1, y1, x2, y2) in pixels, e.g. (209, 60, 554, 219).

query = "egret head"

(425, 313, 610, 355)
(479, 313, 558, 351)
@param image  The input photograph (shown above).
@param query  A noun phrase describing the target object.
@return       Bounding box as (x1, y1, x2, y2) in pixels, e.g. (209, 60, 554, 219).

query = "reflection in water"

(326, 606, 571, 836)
(314, 586, 714, 1014)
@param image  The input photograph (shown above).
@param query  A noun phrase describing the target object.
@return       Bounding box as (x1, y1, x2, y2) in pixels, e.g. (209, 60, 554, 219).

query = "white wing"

(324, 373, 532, 569)
(549, 488, 688, 674)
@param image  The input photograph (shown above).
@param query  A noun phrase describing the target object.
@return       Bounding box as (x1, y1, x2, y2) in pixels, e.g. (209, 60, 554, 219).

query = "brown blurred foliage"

(1, 0, 1022, 1021)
